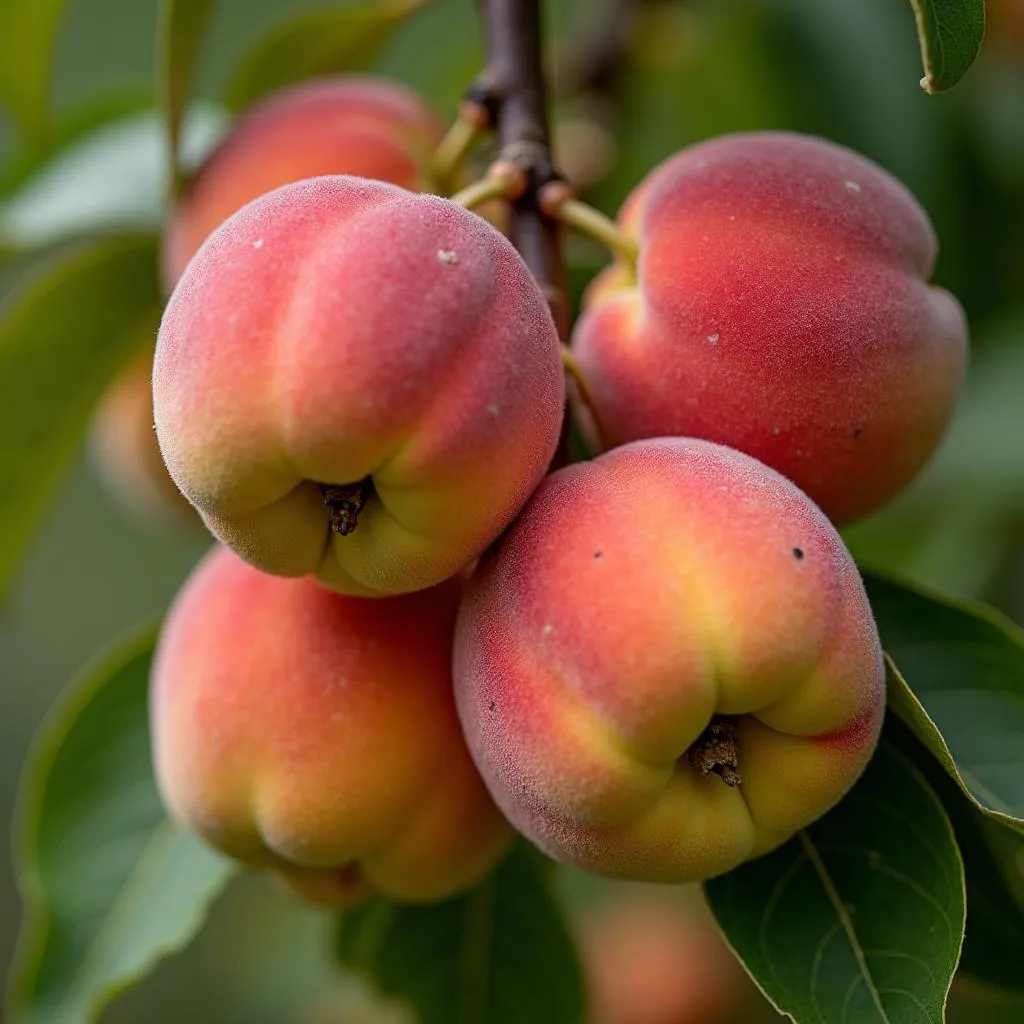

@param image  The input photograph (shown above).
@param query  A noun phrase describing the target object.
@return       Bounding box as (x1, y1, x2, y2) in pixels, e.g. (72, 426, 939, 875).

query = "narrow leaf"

(909, 0, 985, 93)
(157, 0, 219, 195)
(706, 737, 965, 1024)
(223, 0, 428, 113)
(0, 235, 162, 597)
(867, 572, 1024, 830)
(7, 630, 235, 1024)
(337, 843, 586, 1024)
(0, 0, 68, 149)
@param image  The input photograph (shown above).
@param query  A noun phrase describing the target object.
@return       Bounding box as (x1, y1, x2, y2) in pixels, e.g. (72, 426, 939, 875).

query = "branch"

(479, 0, 570, 339)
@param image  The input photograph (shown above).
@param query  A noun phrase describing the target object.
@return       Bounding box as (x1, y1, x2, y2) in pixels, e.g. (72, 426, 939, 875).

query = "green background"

(1, 0, 1022, 1020)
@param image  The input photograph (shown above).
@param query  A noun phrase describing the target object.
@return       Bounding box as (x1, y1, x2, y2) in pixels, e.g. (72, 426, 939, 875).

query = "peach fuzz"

(454, 438, 885, 883)
(163, 76, 443, 286)
(151, 546, 512, 904)
(571, 131, 968, 525)
(154, 176, 564, 596)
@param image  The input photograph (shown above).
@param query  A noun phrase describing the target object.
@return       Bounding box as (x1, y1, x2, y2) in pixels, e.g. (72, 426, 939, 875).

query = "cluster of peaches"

(141, 74, 968, 905)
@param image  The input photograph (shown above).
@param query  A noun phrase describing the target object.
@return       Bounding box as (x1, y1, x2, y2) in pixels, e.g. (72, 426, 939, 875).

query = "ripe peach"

(455, 438, 885, 883)
(571, 131, 968, 524)
(580, 891, 751, 1024)
(164, 76, 443, 286)
(90, 346, 194, 523)
(154, 176, 563, 596)
(151, 546, 511, 904)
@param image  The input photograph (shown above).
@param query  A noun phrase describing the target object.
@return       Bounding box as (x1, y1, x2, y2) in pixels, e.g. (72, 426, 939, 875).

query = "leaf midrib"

(798, 829, 890, 1023)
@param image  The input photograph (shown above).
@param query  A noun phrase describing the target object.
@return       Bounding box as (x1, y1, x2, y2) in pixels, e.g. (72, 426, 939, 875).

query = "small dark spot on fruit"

(793, 547, 805, 560)
(853, 428, 863, 439)
(593, 550, 603, 560)
(488, 700, 496, 712)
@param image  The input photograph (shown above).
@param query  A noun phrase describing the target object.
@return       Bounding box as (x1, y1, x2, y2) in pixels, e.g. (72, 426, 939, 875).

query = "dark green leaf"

(867, 572, 1024, 830)
(157, 0, 219, 196)
(7, 629, 235, 1024)
(223, 0, 429, 113)
(0, 235, 162, 597)
(909, 0, 985, 93)
(885, 716, 1024, 995)
(946, 800, 1024, 992)
(0, 0, 69, 149)
(337, 843, 586, 1024)
(706, 737, 965, 1024)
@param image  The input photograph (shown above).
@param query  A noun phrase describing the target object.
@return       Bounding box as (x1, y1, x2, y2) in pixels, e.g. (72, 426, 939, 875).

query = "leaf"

(0, 107, 225, 253)
(0, 0, 69, 149)
(866, 572, 1024, 830)
(706, 737, 965, 1024)
(946, 798, 1024, 992)
(909, 0, 985, 93)
(223, 0, 429, 113)
(337, 843, 586, 1024)
(0, 235, 162, 597)
(885, 716, 1024, 995)
(7, 629, 235, 1024)
(157, 0, 219, 196)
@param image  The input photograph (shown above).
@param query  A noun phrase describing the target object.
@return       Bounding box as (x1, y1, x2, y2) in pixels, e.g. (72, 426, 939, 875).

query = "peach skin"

(154, 176, 564, 596)
(580, 891, 752, 1024)
(151, 546, 512, 904)
(571, 131, 968, 525)
(164, 75, 443, 286)
(454, 437, 885, 883)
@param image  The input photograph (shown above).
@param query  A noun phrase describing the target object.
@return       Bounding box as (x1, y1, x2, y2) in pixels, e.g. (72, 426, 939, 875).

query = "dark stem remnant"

(321, 479, 372, 536)
(480, 0, 570, 340)
(688, 716, 742, 787)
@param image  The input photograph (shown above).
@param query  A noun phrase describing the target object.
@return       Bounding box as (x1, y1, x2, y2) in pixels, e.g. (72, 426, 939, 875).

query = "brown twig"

(478, 0, 570, 340)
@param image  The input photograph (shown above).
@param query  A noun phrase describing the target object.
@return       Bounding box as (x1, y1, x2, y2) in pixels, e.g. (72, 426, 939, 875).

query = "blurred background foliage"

(0, 0, 1021, 1020)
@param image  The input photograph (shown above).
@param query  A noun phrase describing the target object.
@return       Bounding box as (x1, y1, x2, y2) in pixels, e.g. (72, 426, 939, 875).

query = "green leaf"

(945, 796, 1024, 992)
(7, 629, 235, 1024)
(337, 843, 586, 1024)
(0, 0, 69, 149)
(157, 0, 219, 196)
(896, 717, 1024, 995)
(0, 235, 162, 597)
(867, 572, 1024, 830)
(706, 737, 965, 1024)
(0, 106, 225, 253)
(885, 715, 1024, 995)
(223, 0, 429, 114)
(909, 0, 985, 93)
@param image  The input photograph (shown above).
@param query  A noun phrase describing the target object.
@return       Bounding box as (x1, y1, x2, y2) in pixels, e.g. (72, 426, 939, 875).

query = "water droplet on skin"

(252, 238, 264, 249)
(437, 249, 458, 264)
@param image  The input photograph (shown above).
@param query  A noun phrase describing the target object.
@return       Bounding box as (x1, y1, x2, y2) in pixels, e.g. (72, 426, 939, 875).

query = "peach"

(571, 131, 968, 524)
(164, 76, 443, 286)
(580, 892, 751, 1024)
(90, 346, 195, 523)
(154, 176, 564, 596)
(455, 437, 885, 883)
(151, 546, 512, 904)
